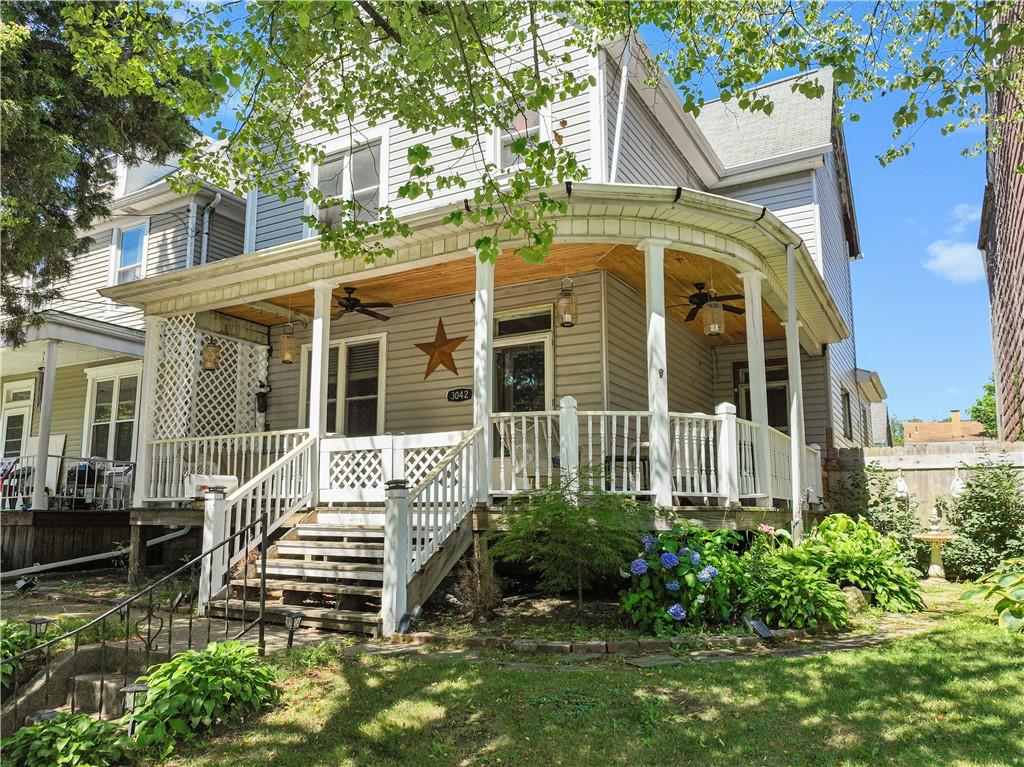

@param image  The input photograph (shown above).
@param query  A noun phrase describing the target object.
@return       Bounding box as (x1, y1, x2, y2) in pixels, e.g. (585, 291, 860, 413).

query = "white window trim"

(486, 102, 553, 174)
(738, 380, 791, 434)
(82, 360, 144, 461)
(304, 125, 391, 239)
(1, 380, 36, 458)
(106, 217, 150, 314)
(297, 332, 388, 435)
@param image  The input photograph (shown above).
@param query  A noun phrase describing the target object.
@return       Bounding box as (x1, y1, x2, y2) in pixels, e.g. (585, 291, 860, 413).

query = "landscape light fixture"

(27, 616, 52, 639)
(283, 610, 304, 649)
(121, 682, 149, 735)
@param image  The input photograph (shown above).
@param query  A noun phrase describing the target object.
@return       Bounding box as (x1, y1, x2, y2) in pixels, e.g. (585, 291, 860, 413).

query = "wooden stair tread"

(209, 599, 380, 623)
(258, 558, 383, 573)
(277, 540, 384, 550)
(231, 578, 381, 597)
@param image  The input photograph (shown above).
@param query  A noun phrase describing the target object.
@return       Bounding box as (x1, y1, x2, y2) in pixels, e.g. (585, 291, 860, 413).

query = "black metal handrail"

(1, 512, 269, 728)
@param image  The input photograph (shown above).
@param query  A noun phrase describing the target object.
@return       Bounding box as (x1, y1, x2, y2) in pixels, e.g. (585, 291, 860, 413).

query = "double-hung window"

(114, 225, 146, 285)
(498, 106, 542, 169)
(841, 388, 854, 440)
(85, 364, 142, 462)
(317, 140, 383, 225)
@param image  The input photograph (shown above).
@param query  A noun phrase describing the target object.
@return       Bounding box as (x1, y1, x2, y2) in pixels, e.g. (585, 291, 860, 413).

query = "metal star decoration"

(415, 319, 467, 379)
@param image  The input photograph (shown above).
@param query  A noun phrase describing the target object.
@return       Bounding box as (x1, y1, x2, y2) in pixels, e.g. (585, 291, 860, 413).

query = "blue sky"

(843, 100, 990, 422)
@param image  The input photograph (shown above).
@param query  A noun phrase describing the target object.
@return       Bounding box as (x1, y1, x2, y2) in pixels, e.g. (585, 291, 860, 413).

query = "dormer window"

(317, 140, 382, 225)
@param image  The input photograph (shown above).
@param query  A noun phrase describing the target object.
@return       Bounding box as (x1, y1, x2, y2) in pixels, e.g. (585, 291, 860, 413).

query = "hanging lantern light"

(200, 339, 221, 371)
(278, 323, 299, 364)
(894, 472, 909, 500)
(555, 277, 578, 328)
(949, 468, 966, 498)
(703, 298, 725, 336)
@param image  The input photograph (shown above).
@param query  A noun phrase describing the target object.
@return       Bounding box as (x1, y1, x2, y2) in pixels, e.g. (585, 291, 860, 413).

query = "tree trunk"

(577, 574, 584, 610)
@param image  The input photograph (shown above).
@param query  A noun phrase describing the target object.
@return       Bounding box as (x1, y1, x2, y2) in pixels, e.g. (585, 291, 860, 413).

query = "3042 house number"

(446, 387, 472, 403)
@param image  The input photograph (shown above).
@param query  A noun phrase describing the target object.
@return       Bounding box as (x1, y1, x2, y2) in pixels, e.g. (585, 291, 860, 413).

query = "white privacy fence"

(145, 429, 308, 501)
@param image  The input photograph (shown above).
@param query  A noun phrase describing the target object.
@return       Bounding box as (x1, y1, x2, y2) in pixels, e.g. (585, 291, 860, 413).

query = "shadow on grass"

(168, 612, 1023, 767)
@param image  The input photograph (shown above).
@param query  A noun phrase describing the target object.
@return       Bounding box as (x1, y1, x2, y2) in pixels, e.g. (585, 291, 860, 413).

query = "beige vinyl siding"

(603, 61, 703, 189)
(710, 340, 829, 449)
(264, 272, 603, 433)
(603, 274, 714, 413)
(147, 207, 191, 274)
(0, 357, 138, 460)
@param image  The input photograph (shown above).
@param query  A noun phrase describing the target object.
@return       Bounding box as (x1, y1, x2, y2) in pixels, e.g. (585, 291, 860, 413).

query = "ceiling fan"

(670, 282, 745, 322)
(332, 287, 393, 321)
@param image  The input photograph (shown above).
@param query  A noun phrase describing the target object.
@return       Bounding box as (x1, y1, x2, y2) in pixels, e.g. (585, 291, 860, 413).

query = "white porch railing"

(670, 413, 722, 499)
(319, 431, 466, 504)
(735, 419, 758, 497)
(199, 436, 315, 610)
(580, 410, 652, 494)
(768, 427, 792, 501)
(145, 429, 308, 502)
(802, 442, 823, 502)
(1, 455, 135, 511)
(490, 411, 558, 494)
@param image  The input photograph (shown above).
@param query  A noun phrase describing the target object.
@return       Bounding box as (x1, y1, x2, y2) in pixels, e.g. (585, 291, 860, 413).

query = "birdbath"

(913, 508, 954, 580)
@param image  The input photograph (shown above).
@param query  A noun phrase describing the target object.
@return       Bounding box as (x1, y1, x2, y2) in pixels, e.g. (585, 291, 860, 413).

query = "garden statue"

(913, 507, 955, 580)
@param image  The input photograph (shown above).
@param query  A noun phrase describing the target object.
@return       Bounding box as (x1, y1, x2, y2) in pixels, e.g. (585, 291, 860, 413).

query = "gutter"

(199, 192, 223, 265)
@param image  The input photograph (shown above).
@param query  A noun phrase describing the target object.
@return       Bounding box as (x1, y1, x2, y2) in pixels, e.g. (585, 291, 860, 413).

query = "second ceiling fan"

(332, 287, 393, 321)
(670, 282, 745, 322)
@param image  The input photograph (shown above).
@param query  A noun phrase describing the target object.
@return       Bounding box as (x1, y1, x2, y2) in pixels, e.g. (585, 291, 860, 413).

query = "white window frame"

(107, 218, 150, 288)
(82, 361, 143, 461)
(493, 305, 555, 412)
(1, 380, 36, 457)
(487, 102, 553, 172)
(297, 332, 388, 435)
(738, 364, 790, 434)
(304, 126, 390, 238)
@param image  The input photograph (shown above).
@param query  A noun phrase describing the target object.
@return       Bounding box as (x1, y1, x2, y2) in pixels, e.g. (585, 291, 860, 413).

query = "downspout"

(184, 201, 198, 268)
(199, 192, 223, 266)
(607, 38, 632, 183)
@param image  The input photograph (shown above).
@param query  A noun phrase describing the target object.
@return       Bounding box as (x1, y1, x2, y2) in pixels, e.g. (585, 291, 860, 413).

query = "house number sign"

(446, 387, 473, 403)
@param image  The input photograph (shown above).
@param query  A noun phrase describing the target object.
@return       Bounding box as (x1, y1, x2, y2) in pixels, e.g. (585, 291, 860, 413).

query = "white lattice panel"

(329, 450, 383, 490)
(152, 314, 197, 440)
(405, 446, 450, 487)
(194, 331, 240, 436)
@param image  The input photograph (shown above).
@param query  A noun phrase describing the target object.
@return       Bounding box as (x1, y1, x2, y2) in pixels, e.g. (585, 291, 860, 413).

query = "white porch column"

(308, 280, 335, 506)
(739, 271, 773, 500)
(638, 238, 673, 507)
(785, 244, 806, 541)
(472, 256, 494, 504)
(31, 339, 59, 510)
(132, 315, 164, 507)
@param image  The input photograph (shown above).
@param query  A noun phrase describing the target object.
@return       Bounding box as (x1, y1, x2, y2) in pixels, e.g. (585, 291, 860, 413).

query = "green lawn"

(168, 584, 1023, 767)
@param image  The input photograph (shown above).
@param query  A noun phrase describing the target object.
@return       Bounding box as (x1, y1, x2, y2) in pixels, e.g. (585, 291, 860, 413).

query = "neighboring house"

(868, 401, 893, 448)
(94, 34, 884, 635)
(979, 63, 1024, 441)
(0, 154, 245, 514)
(904, 410, 988, 445)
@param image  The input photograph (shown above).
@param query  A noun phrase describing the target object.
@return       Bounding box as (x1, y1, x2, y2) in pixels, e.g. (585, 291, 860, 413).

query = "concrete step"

(230, 578, 381, 598)
(256, 558, 384, 582)
(208, 599, 381, 635)
(71, 673, 128, 718)
(274, 540, 384, 559)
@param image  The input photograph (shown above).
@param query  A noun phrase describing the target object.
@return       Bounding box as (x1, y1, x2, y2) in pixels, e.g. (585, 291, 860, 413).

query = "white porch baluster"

(638, 238, 673, 507)
(785, 244, 807, 541)
(473, 255, 494, 504)
(308, 281, 335, 506)
(740, 271, 772, 500)
(31, 340, 59, 510)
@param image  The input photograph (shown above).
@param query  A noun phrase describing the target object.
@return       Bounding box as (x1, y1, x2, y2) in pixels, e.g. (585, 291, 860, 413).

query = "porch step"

(315, 512, 385, 526)
(231, 578, 381, 598)
(257, 558, 384, 582)
(295, 523, 384, 539)
(70, 673, 127, 718)
(274, 540, 385, 559)
(208, 599, 382, 635)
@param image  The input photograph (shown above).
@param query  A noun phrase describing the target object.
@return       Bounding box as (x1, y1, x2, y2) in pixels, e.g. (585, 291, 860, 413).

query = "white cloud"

(922, 240, 984, 283)
(949, 203, 982, 234)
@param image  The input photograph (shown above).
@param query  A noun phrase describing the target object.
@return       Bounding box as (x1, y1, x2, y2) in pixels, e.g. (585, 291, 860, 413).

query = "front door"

(1, 382, 34, 458)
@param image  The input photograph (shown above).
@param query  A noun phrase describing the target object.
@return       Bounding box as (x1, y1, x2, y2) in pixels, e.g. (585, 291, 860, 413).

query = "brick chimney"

(951, 409, 962, 439)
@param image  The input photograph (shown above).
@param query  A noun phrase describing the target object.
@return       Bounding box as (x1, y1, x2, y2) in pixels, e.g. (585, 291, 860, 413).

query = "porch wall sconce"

(200, 339, 221, 371)
(278, 324, 299, 365)
(556, 277, 578, 328)
(703, 299, 725, 337)
(256, 381, 271, 414)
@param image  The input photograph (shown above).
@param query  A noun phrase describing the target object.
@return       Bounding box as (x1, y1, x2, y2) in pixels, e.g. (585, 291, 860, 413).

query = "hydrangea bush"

(620, 525, 743, 635)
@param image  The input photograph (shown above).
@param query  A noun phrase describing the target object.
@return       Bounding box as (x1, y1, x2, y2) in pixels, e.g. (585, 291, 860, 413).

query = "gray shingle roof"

(694, 68, 835, 169)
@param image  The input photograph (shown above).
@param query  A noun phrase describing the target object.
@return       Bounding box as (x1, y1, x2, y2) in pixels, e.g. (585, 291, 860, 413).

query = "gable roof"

(694, 69, 835, 169)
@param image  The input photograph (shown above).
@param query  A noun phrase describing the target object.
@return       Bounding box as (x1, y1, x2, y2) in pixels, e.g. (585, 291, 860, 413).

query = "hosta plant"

(0, 712, 132, 767)
(961, 558, 1024, 633)
(132, 641, 277, 755)
(0, 620, 39, 689)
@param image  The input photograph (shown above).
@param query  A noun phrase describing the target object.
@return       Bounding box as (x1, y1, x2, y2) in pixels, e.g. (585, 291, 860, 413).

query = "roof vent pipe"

(607, 37, 632, 183)
(199, 192, 223, 266)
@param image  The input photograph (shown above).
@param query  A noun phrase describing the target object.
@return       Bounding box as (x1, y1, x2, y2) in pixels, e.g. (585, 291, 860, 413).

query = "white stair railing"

(199, 436, 315, 610)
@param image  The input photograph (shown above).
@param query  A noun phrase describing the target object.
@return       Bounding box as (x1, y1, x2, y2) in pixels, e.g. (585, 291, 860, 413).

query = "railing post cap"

(559, 395, 578, 408)
(385, 479, 409, 491)
(715, 402, 737, 415)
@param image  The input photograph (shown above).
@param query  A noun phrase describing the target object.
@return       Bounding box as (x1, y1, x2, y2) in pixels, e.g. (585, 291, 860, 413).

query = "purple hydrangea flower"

(642, 534, 657, 553)
(629, 558, 649, 577)
(660, 551, 680, 569)
(690, 550, 701, 566)
(665, 580, 680, 592)
(697, 565, 718, 584)
(667, 603, 687, 621)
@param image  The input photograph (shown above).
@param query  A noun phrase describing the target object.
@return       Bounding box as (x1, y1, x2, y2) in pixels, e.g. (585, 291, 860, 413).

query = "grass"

(164, 582, 1024, 767)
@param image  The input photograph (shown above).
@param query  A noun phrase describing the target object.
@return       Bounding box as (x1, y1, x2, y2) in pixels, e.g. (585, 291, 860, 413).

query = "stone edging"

(388, 628, 808, 655)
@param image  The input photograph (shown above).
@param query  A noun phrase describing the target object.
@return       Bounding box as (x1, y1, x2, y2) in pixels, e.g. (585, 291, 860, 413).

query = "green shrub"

(0, 712, 132, 767)
(858, 463, 929, 567)
(740, 529, 850, 630)
(0, 620, 39, 688)
(488, 474, 645, 607)
(783, 514, 924, 612)
(619, 524, 744, 635)
(961, 558, 1024, 633)
(132, 641, 277, 755)
(943, 457, 1024, 581)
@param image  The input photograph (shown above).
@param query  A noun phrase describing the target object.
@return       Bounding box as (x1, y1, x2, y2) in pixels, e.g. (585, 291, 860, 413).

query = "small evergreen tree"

(488, 475, 646, 608)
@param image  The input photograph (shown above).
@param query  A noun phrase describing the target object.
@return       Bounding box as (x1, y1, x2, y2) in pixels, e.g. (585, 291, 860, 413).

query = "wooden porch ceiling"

(216, 243, 784, 346)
